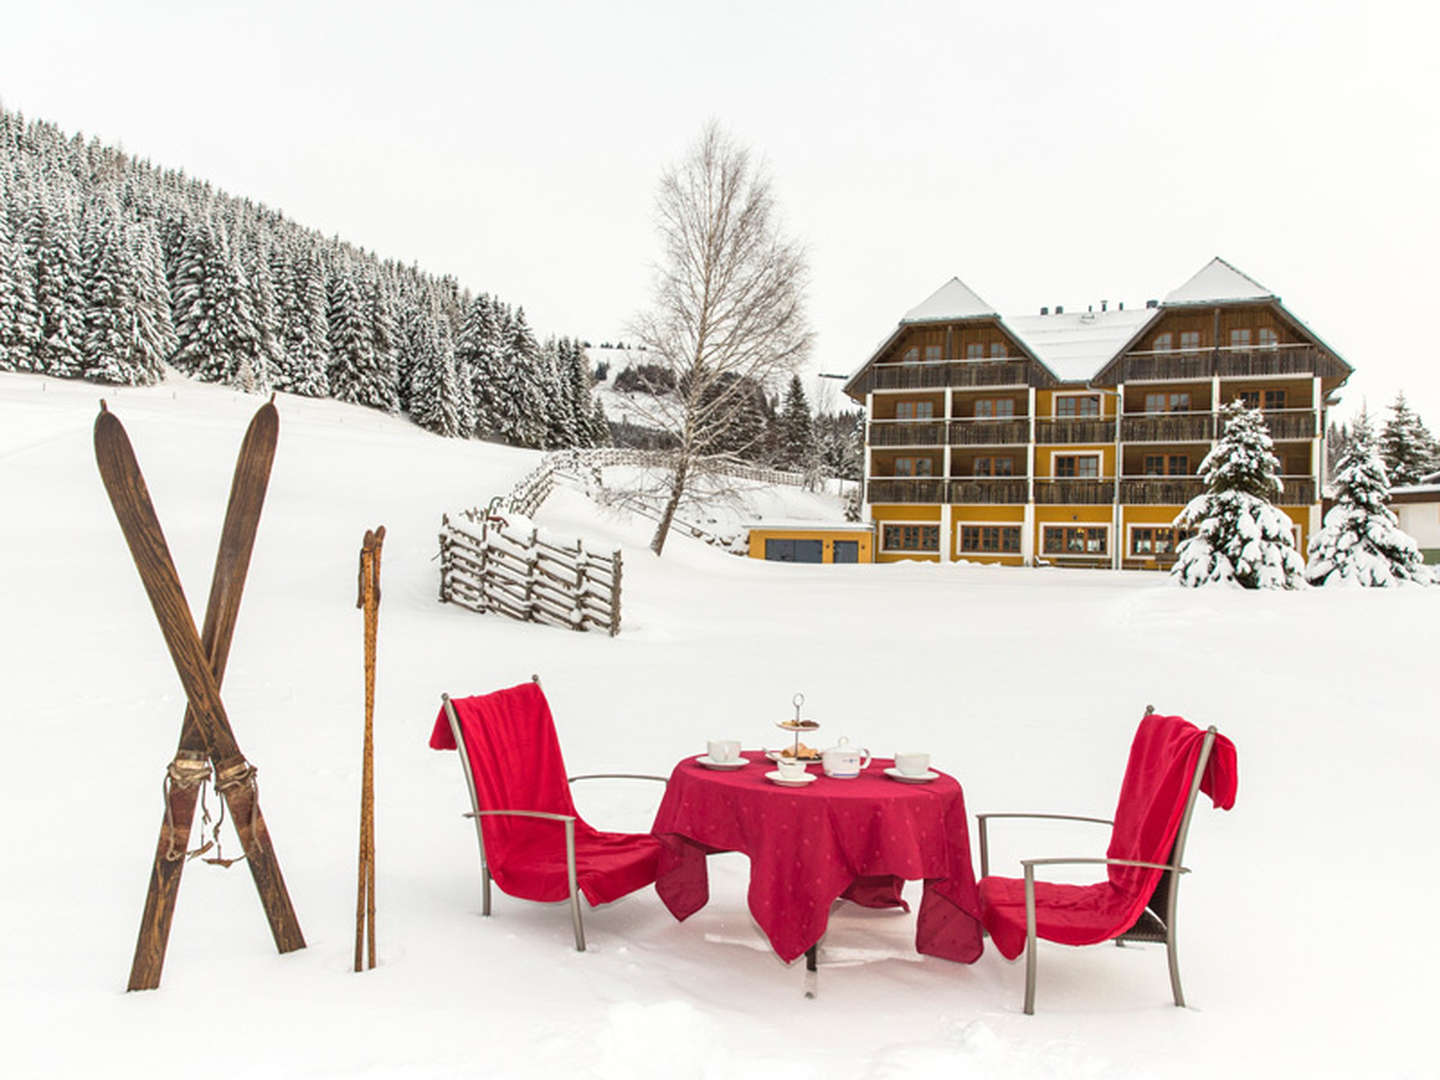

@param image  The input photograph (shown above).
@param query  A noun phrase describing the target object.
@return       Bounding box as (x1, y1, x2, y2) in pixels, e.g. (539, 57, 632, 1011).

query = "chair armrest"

(567, 773, 669, 785)
(1021, 857, 1189, 874)
(976, 813, 1113, 878)
(463, 809, 576, 823)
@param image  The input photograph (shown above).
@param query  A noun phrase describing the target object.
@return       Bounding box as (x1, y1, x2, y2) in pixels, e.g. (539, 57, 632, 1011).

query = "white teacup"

(776, 756, 808, 779)
(895, 752, 931, 777)
(707, 739, 741, 763)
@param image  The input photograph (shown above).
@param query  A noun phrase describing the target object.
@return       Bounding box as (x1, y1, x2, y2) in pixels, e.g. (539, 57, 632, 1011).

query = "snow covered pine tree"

(1306, 414, 1432, 586)
(1379, 392, 1439, 486)
(1172, 401, 1305, 589)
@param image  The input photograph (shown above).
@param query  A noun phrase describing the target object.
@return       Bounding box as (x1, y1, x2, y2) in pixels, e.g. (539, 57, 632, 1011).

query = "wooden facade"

(846, 263, 1352, 568)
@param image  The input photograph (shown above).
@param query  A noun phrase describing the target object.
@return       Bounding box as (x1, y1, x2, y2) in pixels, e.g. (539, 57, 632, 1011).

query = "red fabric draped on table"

(651, 753, 984, 965)
(979, 713, 1238, 960)
(430, 683, 661, 906)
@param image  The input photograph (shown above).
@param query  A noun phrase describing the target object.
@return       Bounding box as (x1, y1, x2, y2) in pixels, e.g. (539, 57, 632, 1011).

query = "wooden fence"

(439, 508, 622, 636)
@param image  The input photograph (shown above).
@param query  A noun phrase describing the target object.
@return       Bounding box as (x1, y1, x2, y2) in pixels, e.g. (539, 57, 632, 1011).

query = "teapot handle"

(859, 748, 871, 770)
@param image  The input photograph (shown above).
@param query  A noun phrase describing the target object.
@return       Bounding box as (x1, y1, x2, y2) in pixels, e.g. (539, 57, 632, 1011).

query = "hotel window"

(966, 343, 985, 359)
(1229, 328, 1252, 348)
(1143, 392, 1192, 413)
(1258, 327, 1279, 348)
(974, 456, 1015, 477)
(1143, 454, 1189, 476)
(894, 457, 934, 477)
(924, 345, 942, 362)
(974, 398, 1017, 418)
(960, 525, 1021, 553)
(902, 347, 919, 363)
(894, 400, 935, 420)
(1054, 454, 1100, 478)
(990, 342, 1007, 358)
(1130, 526, 1192, 557)
(1238, 390, 1287, 411)
(1043, 526, 1107, 555)
(1153, 332, 1174, 351)
(1056, 395, 1101, 418)
(883, 524, 939, 551)
(1180, 331, 1201, 351)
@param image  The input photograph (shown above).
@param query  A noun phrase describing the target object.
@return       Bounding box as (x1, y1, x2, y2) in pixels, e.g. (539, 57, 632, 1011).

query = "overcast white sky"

(3, 1, 1438, 422)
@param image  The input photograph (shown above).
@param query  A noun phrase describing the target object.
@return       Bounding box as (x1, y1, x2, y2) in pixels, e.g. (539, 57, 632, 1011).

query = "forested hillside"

(0, 107, 605, 448)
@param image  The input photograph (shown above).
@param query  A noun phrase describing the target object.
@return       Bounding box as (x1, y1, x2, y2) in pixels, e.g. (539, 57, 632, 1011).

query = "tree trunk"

(650, 455, 690, 556)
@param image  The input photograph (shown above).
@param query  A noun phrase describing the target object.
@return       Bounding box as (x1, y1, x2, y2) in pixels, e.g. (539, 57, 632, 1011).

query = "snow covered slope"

(2, 371, 1436, 1078)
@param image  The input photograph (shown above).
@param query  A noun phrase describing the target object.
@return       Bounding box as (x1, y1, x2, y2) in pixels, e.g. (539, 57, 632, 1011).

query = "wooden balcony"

(859, 359, 1030, 393)
(1276, 476, 1317, 505)
(1218, 408, 1316, 441)
(1033, 479, 1115, 505)
(948, 418, 1030, 445)
(947, 478, 1028, 504)
(1035, 418, 1116, 444)
(868, 420, 944, 447)
(1120, 412, 1214, 443)
(1115, 344, 1345, 383)
(867, 478, 945, 504)
(1119, 478, 1204, 505)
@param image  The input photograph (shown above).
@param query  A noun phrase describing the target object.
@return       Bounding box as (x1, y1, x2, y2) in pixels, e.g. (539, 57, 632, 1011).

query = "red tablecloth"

(650, 752, 984, 965)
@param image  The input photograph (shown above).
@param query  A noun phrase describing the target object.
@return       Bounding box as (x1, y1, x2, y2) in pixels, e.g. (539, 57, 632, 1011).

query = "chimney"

(1040, 306, 1049, 316)
(1145, 299, 1158, 309)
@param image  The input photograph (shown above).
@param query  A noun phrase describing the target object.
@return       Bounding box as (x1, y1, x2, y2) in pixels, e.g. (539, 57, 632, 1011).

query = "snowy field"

(2, 372, 1436, 1079)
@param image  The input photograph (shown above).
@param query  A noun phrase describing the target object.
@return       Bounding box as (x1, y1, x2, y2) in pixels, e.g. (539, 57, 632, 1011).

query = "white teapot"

(822, 736, 871, 779)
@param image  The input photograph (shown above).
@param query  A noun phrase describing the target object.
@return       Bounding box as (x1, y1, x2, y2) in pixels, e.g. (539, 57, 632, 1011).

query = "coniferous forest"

(0, 107, 608, 448)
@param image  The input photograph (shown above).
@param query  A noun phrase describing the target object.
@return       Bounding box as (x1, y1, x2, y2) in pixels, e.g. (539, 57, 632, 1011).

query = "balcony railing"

(1116, 343, 1343, 382)
(1121, 412, 1215, 443)
(948, 417, 1031, 445)
(867, 478, 946, 504)
(1033, 479, 1115, 505)
(1119, 478, 1205, 505)
(1276, 476, 1317, 505)
(947, 478, 1028, 504)
(868, 420, 944, 447)
(1035, 418, 1116, 444)
(862, 359, 1030, 393)
(1218, 408, 1316, 441)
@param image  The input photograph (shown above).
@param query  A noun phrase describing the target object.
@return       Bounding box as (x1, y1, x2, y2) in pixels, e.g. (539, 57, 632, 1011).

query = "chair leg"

(565, 820, 586, 952)
(1166, 928, 1185, 1007)
(481, 866, 492, 917)
(1023, 866, 1038, 1015)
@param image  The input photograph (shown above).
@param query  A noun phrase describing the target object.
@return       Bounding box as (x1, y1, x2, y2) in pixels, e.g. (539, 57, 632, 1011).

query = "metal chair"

(437, 677, 667, 951)
(977, 708, 1230, 1014)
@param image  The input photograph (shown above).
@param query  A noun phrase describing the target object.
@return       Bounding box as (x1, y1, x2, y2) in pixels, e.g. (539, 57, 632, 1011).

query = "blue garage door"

(833, 540, 859, 563)
(765, 538, 824, 563)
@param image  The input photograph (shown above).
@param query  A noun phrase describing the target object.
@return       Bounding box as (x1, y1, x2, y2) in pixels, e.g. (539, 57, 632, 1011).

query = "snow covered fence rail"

(439, 509, 622, 636)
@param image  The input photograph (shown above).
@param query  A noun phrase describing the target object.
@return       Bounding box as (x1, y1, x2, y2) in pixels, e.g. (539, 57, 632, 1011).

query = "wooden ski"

(95, 401, 304, 990)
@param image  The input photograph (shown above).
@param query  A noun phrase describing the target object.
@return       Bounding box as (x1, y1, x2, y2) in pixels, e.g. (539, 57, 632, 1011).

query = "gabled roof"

(1007, 308, 1159, 384)
(1163, 256, 1275, 306)
(901, 277, 996, 323)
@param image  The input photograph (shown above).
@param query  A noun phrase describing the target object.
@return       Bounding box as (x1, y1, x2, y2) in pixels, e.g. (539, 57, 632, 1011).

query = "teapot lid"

(824, 736, 853, 753)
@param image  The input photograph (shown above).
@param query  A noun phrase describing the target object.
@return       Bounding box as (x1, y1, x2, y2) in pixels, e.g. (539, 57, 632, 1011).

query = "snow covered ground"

(2, 371, 1436, 1079)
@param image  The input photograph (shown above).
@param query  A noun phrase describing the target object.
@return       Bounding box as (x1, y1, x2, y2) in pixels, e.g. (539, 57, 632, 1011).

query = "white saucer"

(696, 755, 747, 770)
(765, 770, 817, 787)
(884, 766, 939, 783)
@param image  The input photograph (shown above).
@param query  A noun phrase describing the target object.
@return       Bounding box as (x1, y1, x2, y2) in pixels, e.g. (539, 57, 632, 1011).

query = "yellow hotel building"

(843, 258, 1353, 567)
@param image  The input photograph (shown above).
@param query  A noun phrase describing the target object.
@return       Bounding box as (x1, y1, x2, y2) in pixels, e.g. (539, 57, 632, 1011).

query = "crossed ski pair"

(94, 399, 304, 991)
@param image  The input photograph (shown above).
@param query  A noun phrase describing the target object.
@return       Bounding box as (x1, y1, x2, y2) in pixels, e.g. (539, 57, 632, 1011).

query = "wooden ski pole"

(355, 525, 385, 971)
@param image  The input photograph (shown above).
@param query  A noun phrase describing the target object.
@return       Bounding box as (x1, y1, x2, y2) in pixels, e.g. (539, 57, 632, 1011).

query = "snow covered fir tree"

(1306, 414, 1432, 586)
(1379, 392, 1439, 486)
(1172, 401, 1305, 589)
(0, 106, 605, 450)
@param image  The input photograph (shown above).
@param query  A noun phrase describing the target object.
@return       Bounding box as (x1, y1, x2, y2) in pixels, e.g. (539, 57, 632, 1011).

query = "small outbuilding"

(745, 522, 874, 564)
(1390, 474, 1440, 563)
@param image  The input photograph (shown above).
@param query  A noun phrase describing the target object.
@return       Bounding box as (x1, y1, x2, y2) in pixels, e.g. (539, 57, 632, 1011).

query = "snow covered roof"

(1006, 307, 1159, 384)
(743, 520, 872, 532)
(1163, 257, 1275, 306)
(901, 277, 997, 323)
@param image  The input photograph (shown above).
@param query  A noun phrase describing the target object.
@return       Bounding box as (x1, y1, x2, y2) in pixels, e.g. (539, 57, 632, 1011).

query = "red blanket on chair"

(430, 683, 661, 906)
(979, 713, 1237, 960)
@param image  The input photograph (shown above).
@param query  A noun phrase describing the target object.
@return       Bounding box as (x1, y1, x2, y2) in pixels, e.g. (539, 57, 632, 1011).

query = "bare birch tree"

(630, 122, 812, 555)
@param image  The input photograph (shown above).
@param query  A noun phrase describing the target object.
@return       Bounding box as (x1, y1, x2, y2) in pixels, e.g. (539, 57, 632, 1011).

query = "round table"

(649, 752, 984, 965)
